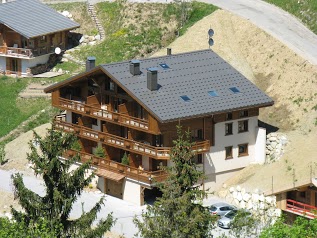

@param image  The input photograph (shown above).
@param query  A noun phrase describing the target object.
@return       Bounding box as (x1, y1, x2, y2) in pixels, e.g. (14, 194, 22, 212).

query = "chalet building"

(272, 179, 317, 220)
(0, 0, 79, 76)
(44, 49, 274, 205)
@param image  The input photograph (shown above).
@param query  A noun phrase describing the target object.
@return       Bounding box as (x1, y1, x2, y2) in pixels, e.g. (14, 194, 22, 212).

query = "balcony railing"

(0, 46, 59, 58)
(54, 120, 210, 160)
(67, 150, 167, 185)
(286, 199, 317, 219)
(57, 97, 152, 133)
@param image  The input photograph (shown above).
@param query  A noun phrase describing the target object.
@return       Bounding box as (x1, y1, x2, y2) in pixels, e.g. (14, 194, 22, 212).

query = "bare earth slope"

(153, 9, 317, 194)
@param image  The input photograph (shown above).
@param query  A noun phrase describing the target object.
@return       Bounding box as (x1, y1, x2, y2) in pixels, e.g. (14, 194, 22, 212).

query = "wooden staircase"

(87, 2, 106, 40)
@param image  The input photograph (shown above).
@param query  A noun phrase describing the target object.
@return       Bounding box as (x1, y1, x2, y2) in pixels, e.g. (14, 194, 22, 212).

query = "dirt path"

(153, 9, 317, 193)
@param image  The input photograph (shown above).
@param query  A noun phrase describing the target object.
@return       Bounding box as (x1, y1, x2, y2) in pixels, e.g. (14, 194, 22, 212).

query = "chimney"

(167, 48, 172, 55)
(86, 56, 96, 72)
(147, 68, 158, 91)
(130, 59, 141, 75)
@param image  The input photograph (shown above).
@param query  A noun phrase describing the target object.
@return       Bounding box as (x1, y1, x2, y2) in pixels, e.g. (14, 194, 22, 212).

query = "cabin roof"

(0, 0, 79, 39)
(45, 49, 274, 123)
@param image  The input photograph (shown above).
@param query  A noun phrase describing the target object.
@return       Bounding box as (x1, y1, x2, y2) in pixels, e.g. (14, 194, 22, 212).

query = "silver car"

(218, 209, 251, 229)
(209, 202, 236, 217)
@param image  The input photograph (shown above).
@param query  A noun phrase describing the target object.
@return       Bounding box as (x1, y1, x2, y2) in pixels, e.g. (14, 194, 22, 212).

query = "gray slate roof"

(102, 49, 274, 123)
(0, 0, 79, 38)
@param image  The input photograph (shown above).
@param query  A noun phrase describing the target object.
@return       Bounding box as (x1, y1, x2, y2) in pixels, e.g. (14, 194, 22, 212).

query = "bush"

(0, 145, 7, 165)
(94, 145, 106, 158)
(121, 152, 129, 165)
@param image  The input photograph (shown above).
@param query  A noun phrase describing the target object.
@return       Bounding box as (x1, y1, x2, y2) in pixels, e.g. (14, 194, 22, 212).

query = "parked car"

(209, 202, 236, 217)
(218, 209, 251, 229)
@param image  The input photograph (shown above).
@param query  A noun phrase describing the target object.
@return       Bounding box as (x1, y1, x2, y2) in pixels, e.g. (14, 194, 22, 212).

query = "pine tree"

(134, 125, 215, 238)
(11, 128, 115, 238)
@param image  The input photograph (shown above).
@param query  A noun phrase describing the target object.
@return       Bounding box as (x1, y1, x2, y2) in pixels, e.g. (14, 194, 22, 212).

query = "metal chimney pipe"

(167, 48, 172, 55)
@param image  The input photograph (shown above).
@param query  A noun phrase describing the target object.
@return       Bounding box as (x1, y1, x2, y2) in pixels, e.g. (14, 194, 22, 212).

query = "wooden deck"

(66, 150, 167, 185)
(286, 199, 317, 219)
(54, 120, 210, 160)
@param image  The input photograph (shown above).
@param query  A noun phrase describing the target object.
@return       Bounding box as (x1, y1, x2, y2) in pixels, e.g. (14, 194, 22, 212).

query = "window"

(105, 81, 115, 91)
(238, 120, 248, 133)
(192, 154, 203, 164)
(229, 87, 240, 93)
(239, 110, 249, 118)
(159, 63, 170, 69)
(238, 144, 248, 156)
(180, 95, 191, 102)
(225, 123, 233, 135)
(92, 118, 98, 126)
(208, 90, 218, 97)
(225, 146, 233, 159)
(226, 112, 232, 120)
(191, 129, 203, 140)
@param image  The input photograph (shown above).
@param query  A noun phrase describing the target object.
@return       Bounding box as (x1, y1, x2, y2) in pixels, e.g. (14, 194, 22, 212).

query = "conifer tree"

(134, 125, 215, 238)
(11, 128, 115, 238)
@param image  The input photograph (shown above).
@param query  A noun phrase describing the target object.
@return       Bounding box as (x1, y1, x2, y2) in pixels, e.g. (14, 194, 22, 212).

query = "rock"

(229, 187, 235, 193)
(79, 36, 85, 44)
(243, 193, 251, 202)
(236, 192, 243, 202)
(88, 41, 97, 46)
(270, 132, 277, 137)
(269, 136, 277, 141)
(58, 68, 63, 73)
(88, 36, 95, 42)
(61, 58, 69, 62)
(232, 191, 237, 198)
(247, 200, 253, 210)
(240, 200, 246, 209)
(241, 187, 246, 194)
(236, 185, 241, 192)
(5, 212, 12, 220)
(62, 11, 70, 17)
(265, 196, 272, 204)
(267, 145, 273, 151)
(270, 141, 277, 148)
(258, 194, 265, 202)
(95, 34, 101, 41)
(68, 13, 73, 18)
(252, 193, 259, 201)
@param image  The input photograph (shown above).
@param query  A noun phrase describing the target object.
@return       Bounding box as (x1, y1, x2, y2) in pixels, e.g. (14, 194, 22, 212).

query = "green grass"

(180, 2, 218, 35)
(72, 1, 217, 65)
(265, 0, 317, 34)
(0, 77, 51, 137)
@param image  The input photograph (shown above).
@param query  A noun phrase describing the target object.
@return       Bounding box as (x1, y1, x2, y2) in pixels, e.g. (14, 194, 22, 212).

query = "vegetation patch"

(265, 0, 317, 34)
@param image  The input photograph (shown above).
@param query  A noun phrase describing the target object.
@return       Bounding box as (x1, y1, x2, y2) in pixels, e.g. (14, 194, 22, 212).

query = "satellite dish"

(55, 47, 61, 55)
(208, 28, 214, 37)
(208, 38, 214, 47)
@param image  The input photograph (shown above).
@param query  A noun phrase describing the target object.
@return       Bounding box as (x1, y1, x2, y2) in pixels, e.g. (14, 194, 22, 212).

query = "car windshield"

(210, 206, 217, 212)
(225, 210, 237, 219)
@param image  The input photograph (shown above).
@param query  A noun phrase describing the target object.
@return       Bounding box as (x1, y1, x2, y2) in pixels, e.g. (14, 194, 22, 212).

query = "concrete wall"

(97, 177, 105, 193)
(21, 54, 50, 74)
(123, 180, 141, 205)
(0, 56, 5, 72)
(203, 116, 258, 190)
(254, 127, 266, 164)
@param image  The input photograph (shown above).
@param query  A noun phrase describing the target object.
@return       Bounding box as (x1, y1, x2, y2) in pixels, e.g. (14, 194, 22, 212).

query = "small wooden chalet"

(45, 49, 274, 205)
(0, 0, 79, 76)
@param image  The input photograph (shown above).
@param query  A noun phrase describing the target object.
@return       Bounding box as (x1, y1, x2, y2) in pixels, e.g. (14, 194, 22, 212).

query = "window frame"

(226, 112, 233, 120)
(225, 146, 233, 160)
(238, 120, 248, 133)
(225, 123, 233, 136)
(239, 110, 249, 118)
(238, 143, 248, 157)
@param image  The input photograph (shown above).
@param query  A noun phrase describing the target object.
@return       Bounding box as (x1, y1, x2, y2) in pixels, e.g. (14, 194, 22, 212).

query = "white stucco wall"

(123, 180, 141, 205)
(0, 56, 5, 72)
(253, 127, 266, 164)
(204, 116, 258, 176)
(97, 177, 105, 193)
(21, 54, 50, 74)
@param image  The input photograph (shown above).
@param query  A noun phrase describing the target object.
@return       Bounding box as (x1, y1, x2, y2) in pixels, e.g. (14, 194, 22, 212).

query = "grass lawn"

(265, 0, 317, 34)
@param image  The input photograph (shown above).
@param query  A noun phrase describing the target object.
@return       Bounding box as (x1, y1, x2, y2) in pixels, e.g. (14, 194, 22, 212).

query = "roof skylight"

(229, 87, 241, 93)
(159, 63, 170, 69)
(180, 95, 191, 102)
(208, 90, 218, 97)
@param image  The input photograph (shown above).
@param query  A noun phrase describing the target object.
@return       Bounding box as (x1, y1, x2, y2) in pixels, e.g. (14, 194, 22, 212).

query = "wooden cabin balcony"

(54, 120, 210, 160)
(286, 199, 317, 219)
(66, 150, 167, 185)
(56, 97, 155, 134)
(0, 45, 60, 59)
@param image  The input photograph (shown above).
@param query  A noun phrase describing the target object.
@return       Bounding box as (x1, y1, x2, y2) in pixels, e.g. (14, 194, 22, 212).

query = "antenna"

(208, 27, 214, 48)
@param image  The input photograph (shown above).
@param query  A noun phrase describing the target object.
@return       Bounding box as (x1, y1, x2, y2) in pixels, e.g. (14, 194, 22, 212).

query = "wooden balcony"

(56, 97, 154, 134)
(0, 46, 59, 59)
(66, 150, 167, 185)
(54, 120, 210, 160)
(286, 199, 317, 219)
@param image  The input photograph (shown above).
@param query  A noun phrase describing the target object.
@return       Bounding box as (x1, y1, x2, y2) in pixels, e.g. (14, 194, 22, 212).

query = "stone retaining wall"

(265, 132, 287, 164)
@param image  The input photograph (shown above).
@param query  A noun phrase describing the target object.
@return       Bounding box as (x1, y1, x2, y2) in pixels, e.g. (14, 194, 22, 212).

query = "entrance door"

(11, 58, 18, 72)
